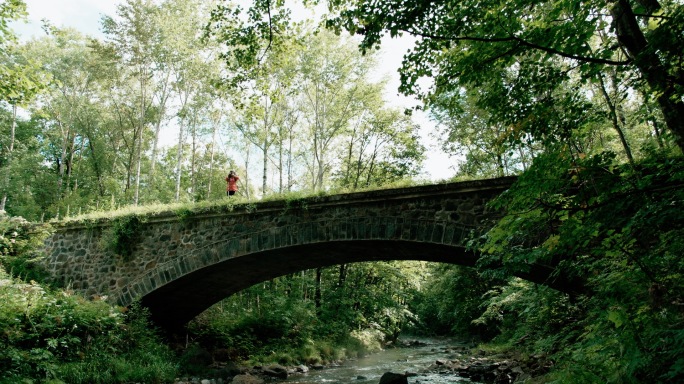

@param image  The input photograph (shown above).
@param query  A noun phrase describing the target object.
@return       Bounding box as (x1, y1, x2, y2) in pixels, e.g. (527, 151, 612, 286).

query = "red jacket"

(226, 175, 239, 192)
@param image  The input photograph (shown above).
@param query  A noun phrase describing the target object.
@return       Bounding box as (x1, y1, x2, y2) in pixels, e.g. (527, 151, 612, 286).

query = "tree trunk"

(244, 143, 251, 200)
(262, 134, 268, 197)
(150, 71, 172, 189)
(262, 95, 269, 196)
(344, 124, 357, 188)
(610, 0, 684, 152)
(287, 127, 294, 192)
(278, 128, 284, 193)
(57, 120, 70, 196)
(338, 264, 347, 288)
(208, 111, 220, 196)
(134, 69, 146, 206)
(596, 72, 634, 164)
(72, 138, 86, 193)
(645, 103, 665, 148)
(315, 267, 322, 310)
(175, 120, 184, 201)
(518, 145, 529, 171)
(190, 116, 197, 199)
(496, 152, 505, 177)
(0, 104, 17, 211)
(83, 123, 106, 197)
(66, 131, 77, 191)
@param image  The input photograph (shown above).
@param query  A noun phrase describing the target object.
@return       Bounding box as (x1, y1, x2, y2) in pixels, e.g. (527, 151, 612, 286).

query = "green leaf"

(607, 310, 625, 329)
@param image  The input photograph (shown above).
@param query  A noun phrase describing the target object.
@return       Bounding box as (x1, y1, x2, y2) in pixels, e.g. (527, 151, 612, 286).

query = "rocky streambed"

(172, 339, 551, 384)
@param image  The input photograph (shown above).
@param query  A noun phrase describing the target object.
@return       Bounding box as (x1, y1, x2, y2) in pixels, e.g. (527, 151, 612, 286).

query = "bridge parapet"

(42, 177, 516, 326)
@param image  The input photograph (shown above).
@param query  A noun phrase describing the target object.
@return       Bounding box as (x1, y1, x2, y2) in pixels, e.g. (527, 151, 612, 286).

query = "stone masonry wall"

(41, 177, 514, 308)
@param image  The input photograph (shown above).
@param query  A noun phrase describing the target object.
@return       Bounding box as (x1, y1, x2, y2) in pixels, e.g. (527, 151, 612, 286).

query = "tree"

(0, 0, 25, 48)
(234, 39, 299, 197)
(473, 150, 684, 381)
(322, 0, 684, 152)
(17, 27, 120, 218)
(0, 0, 29, 102)
(0, 109, 48, 219)
(102, 0, 163, 205)
(336, 105, 424, 188)
(412, 264, 499, 336)
(431, 84, 548, 178)
(0, 0, 48, 212)
(207, 2, 302, 196)
(154, 0, 217, 201)
(0, 48, 46, 211)
(295, 29, 379, 190)
(92, 39, 151, 206)
(205, 0, 293, 91)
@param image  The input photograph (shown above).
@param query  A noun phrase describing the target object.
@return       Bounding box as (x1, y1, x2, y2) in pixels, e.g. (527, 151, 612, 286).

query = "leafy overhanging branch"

(402, 29, 632, 66)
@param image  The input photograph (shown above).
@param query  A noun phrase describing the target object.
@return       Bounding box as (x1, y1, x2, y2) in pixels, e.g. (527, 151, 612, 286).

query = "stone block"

(431, 224, 444, 243)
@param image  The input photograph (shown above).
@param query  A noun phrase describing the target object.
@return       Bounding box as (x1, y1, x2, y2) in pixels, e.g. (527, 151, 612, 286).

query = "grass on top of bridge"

(52, 177, 453, 226)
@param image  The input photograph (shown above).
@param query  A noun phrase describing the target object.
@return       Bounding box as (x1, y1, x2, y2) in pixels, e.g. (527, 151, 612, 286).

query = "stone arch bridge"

(42, 177, 568, 329)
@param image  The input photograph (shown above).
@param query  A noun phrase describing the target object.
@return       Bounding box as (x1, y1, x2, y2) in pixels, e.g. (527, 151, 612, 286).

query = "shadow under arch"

(140, 239, 571, 330)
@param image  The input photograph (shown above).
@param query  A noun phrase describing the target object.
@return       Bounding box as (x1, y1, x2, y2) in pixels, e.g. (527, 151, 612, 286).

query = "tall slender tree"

(102, 0, 163, 205)
(295, 29, 377, 190)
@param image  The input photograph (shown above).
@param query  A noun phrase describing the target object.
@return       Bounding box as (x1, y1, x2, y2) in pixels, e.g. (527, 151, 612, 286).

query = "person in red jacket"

(225, 170, 239, 197)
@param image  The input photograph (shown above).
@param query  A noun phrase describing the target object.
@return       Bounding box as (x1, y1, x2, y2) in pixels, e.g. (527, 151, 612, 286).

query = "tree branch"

(405, 29, 631, 66)
(257, 0, 274, 63)
(511, 36, 631, 65)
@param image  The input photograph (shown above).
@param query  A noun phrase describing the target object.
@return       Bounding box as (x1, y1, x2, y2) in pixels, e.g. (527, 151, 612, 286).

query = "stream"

(280, 338, 482, 384)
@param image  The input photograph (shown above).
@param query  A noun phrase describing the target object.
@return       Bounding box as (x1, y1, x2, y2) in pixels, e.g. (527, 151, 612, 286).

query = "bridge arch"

(140, 235, 477, 329)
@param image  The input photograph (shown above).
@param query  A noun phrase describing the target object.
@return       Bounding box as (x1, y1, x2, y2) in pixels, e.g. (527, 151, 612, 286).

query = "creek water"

(280, 338, 481, 384)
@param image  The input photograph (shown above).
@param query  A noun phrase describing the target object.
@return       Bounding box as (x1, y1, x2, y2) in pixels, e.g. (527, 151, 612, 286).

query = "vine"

(174, 207, 195, 226)
(106, 215, 143, 262)
(244, 203, 258, 214)
(282, 197, 309, 215)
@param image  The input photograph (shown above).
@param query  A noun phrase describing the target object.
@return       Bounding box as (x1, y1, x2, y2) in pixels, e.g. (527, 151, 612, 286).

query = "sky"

(11, 0, 117, 37)
(11, 0, 457, 181)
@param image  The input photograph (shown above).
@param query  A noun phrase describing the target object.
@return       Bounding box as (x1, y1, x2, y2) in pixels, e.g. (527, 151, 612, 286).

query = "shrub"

(0, 256, 177, 383)
(0, 216, 51, 282)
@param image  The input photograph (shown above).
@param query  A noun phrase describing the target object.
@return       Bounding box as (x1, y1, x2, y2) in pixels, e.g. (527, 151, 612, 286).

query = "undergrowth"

(0, 216, 178, 383)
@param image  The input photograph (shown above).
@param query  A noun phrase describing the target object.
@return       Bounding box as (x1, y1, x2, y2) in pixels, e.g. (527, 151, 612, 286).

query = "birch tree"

(296, 30, 377, 190)
(102, 0, 162, 205)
